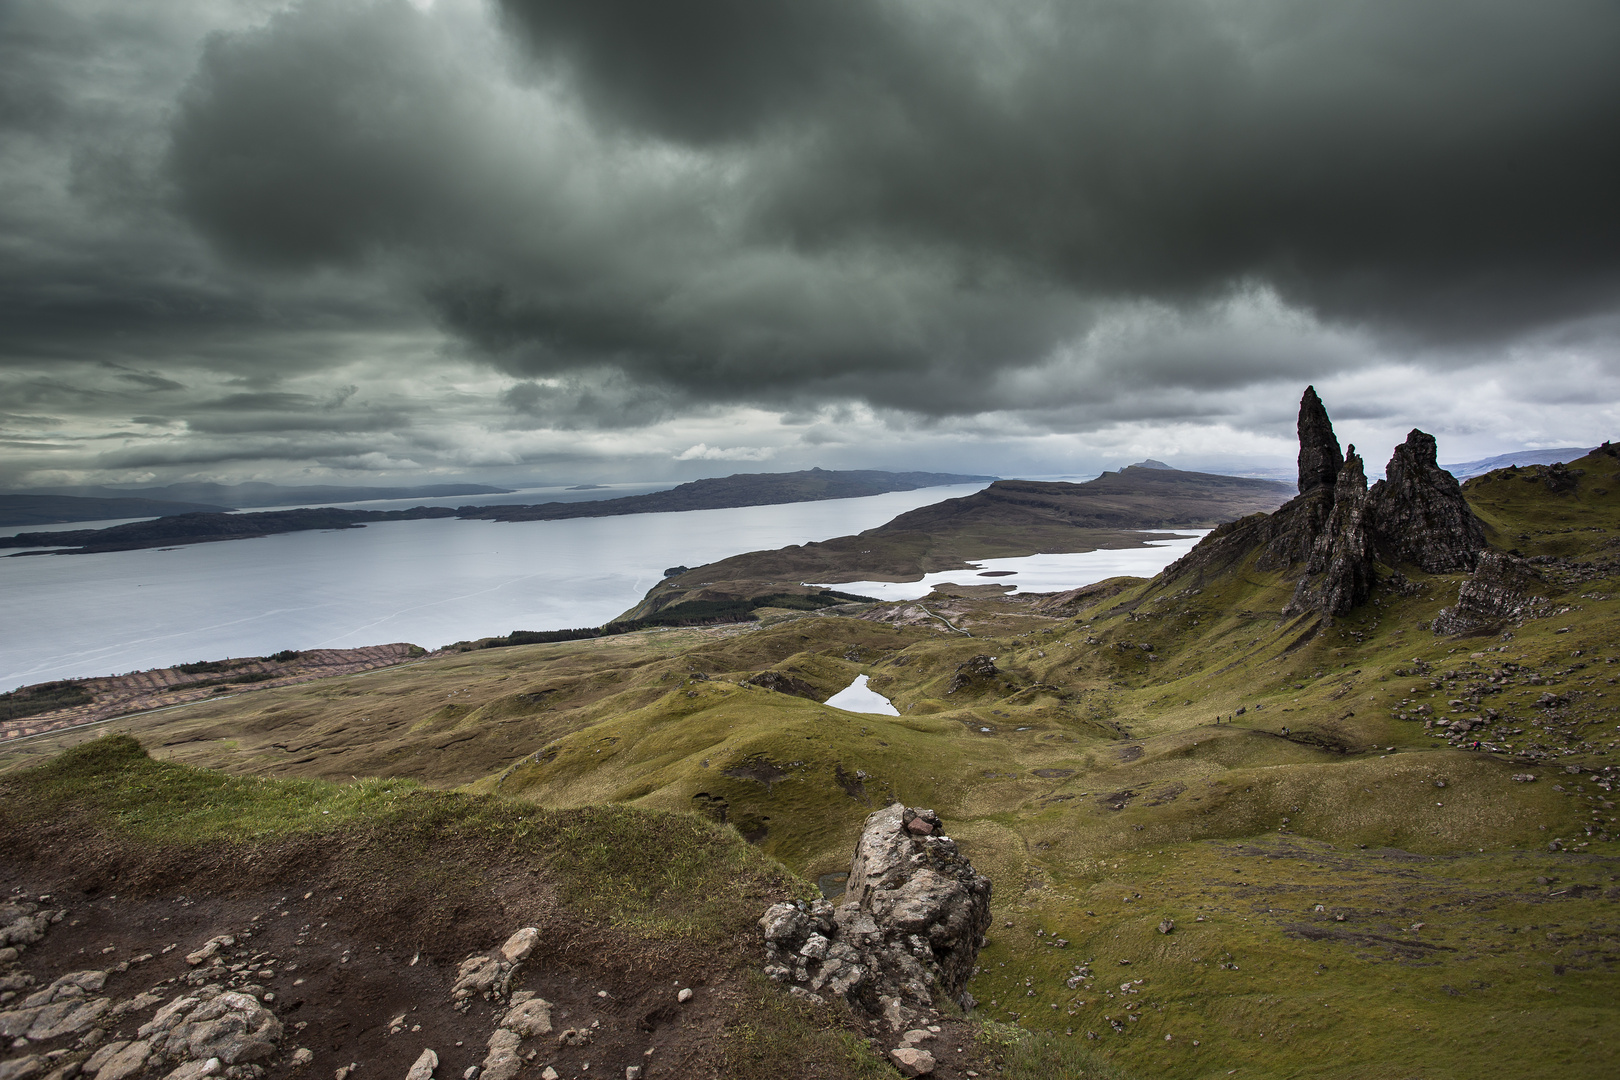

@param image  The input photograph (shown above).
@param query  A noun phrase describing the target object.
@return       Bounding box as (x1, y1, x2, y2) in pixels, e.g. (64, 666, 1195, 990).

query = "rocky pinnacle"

(1296, 386, 1345, 495)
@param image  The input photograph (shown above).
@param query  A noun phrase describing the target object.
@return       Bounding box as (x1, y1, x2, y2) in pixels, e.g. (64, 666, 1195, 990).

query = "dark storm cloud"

(5, 0, 1620, 488)
(497, 0, 891, 144)
(158, 0, 1620, 418)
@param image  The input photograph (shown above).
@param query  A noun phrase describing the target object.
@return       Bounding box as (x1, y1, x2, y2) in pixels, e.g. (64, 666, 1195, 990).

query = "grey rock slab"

(0, 1056, 44, 1080)
(889, 1047, 935, 1077)
(82, 1041, 131, 1075)
(497, 999, 552, 1038)
(499, 929, 537, 965)
(30, 998, 112, 1040)
(404, 1049, 437, 1080)
(479, 1030, 521, 1080)
(94, 1040, 151, 1080)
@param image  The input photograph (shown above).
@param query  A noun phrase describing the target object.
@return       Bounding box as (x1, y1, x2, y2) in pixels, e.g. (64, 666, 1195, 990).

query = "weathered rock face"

(947, 655, 999, 694)
(1432, 551, 1552, 635)
(1365, 429, 1486, 573)
(1286, 448, 1374, 617)
(1168, 388, 1487, 618)
(758, 804, 991, 1021)
(1296, 385, 1345, 496)
(741, 670, 820, 700)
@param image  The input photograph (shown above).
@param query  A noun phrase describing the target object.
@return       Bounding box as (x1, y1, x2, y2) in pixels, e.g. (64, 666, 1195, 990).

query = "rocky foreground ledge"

(759, 804, 992, 1077)
(0, 888, 711, 1080)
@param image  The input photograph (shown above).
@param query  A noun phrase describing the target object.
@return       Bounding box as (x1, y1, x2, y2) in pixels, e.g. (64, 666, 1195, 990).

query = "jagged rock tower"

(1166, 386, 1486, 617)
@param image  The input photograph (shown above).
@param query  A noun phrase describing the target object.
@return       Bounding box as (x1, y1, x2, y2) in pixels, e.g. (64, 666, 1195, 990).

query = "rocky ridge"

(1167, 387, 1488, 617)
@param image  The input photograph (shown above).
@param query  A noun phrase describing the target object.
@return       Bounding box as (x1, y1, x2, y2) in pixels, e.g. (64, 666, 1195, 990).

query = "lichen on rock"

(758, 803, 991, 1023)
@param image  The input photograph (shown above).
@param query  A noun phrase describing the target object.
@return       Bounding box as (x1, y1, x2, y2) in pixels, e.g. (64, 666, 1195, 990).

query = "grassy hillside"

(5, 449, 1617, 1078)
(620, 464, 1293, 623)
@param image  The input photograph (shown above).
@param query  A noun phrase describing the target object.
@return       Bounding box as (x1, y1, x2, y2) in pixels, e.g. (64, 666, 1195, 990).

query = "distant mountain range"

(0, 494, 232, 528)
(39, 481, 514, 508)
(0, 468, 997, 553)
(1442, 447, 1597, 478)
(0, 482, 515, 527)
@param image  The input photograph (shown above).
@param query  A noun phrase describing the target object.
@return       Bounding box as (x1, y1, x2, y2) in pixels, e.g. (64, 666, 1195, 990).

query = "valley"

(4, 397, 1618, 1079)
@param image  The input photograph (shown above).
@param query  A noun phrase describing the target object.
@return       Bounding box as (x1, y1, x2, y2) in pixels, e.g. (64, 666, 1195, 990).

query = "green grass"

(7, 450, 1620, 1078)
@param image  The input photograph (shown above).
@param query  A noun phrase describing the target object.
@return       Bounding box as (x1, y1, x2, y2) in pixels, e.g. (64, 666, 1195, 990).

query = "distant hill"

(0, 493, 229, 527)
(1443, 447, 1597, 478)
(617, 465, 1294, 622)
(467, 468, 997, 521)
(38, 481, 514, 509)
(0, 468, 996, 554)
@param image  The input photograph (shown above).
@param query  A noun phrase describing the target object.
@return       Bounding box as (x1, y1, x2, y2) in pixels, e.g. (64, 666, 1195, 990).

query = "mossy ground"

(6, 450, 1620, 1077)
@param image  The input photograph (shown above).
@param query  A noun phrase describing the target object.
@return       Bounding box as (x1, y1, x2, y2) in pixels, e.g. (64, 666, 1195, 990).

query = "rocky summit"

(759, 803, 991, 1027)
(1171, 386, 1488, 618)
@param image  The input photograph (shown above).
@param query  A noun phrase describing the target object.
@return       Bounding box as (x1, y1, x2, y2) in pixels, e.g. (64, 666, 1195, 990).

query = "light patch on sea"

(0, 485, 993, 690)
(810, 531, 1208, 601)
(823, 674, 900, 716)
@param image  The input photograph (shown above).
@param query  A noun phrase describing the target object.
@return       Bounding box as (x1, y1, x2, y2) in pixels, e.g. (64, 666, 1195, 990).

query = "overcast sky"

(3, 0, 1618, 490)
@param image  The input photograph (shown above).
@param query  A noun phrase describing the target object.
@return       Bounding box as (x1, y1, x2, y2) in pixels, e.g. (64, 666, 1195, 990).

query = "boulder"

(499, 928, 538, 964)
(758, 803, 990, 1016)
(405, 1049, 437, 1080)
(889, 1047, 936, 1077)
(479, 1030, 522, 1080)
(498, 998, 553, 1037)
(1432, 551, 1551, 635)
(1366, 429, 1486, 573)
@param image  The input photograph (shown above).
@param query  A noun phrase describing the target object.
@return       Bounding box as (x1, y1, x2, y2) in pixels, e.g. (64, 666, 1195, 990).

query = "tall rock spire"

(1296, 386, 1344, 495)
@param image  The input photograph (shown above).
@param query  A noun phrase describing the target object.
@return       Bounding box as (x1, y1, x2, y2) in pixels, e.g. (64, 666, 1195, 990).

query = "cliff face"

(1170, 386, 1487, 617)
(1365, 429, 1488, 573)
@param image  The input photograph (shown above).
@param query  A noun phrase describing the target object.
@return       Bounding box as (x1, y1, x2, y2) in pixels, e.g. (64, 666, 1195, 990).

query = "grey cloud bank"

(1, 0, 1617, 489)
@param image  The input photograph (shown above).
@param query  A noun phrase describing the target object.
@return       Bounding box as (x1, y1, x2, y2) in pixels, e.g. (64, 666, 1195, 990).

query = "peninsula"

(0, 468, 995, 555)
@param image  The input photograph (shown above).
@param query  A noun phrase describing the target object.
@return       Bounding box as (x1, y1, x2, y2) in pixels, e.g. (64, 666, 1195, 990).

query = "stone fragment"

(901, 1029, 934, 1045)
(1157, 919, 1174, 935)
(499, 929, 538, 965)
(0, 1056, 43, 1080)
(82, 1041, 131, 1075)
(289, 1050, 314, 1070)
(889, 1047, 935, 1077)
(94, 1040, 151, 1080)
(676, 988, 693, 1004)
(498, 999, 553, 1038)
(480, 1030, 522, 1080)
(625, 1068, 643, 1080)
(540, 1070, 559, 1080)
(404, 1049, 437, 1080)
(186, 938, 235, 968)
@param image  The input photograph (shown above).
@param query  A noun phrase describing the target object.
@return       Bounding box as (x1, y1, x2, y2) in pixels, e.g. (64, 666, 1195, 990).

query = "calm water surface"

(0, 486, 987, 688)
(0, 488, 1205, 690)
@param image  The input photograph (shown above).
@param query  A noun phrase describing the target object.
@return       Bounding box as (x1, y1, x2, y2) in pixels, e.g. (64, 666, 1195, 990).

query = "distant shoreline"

(0, 469, 995, 556)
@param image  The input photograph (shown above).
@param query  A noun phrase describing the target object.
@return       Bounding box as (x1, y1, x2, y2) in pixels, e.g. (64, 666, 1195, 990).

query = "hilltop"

(618, 465, 1292, 624)
(2, 392, 1617, 1079)
(0, 469, 992, 556)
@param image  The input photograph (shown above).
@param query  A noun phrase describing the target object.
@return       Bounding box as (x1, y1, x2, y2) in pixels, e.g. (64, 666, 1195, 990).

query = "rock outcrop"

(1171, 387, 1488, 617)
(758, 804, 991, 1023)
(1432, 551, 1552, 635)
(1296, 386, 1345, 497)
(1365, 429, 1487, 573)
(1286, 447, 1374, 616)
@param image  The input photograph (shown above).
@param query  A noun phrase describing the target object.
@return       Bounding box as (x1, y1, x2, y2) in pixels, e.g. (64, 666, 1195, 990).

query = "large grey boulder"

(759, 803, 991, 1018)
